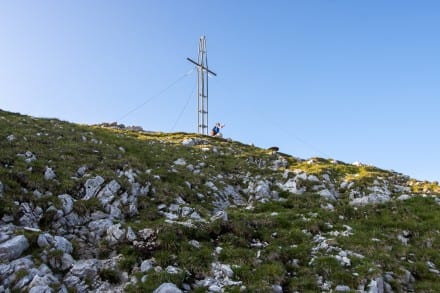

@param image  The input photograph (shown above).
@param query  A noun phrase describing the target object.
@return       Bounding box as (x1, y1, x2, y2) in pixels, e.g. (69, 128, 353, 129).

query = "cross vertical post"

(187, 36, 216, 135)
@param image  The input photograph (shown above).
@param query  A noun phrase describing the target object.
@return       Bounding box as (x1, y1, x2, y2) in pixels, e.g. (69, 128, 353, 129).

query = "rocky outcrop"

(1, 110, 439, 292)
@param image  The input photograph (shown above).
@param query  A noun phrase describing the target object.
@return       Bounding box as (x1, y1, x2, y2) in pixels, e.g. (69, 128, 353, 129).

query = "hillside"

(0, 109, 439, 292)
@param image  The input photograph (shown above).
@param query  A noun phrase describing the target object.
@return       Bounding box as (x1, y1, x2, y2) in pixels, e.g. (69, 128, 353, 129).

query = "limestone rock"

(126, 226, 137, 242)
(44, 167, 56, 180)
(7, 134, 15, 142)
(19, 203, 43, 228)
(76, 166, 88, 177)
(141, 260, 154, 273)
(97, 180, 121, 206)
(279, 177, 306, 194)
(58, 194, 75, 215)
(67, 259, 100, 280)
(84, 176, 105, 199)
(0, 235, 29, 261)
(48, 252, 74, 272)
(335, 285, 351, 292)
(182, 138, 196, 147)
(173, 158, 186, 166)
(153, 282, 182, 293)
(319, 189, 337, 200)
(106, 223, 126, 246)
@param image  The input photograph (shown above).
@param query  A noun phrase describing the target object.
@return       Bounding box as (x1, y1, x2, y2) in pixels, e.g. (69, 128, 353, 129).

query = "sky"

(1, 0, 439, 182)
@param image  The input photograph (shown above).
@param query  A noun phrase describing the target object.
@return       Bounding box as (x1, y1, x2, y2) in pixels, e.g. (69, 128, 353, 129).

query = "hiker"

(211, 122, 224, 136)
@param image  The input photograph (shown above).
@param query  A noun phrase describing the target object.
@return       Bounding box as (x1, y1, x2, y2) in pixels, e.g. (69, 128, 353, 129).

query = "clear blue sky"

(1, 1, 439, 182)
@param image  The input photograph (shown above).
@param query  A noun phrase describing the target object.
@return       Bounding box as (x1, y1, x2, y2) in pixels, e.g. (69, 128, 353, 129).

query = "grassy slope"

(1, 109, 439, 292)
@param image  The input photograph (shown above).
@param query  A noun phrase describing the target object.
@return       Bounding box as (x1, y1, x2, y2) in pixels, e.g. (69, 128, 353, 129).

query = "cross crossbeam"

(187, 36, 216, 135)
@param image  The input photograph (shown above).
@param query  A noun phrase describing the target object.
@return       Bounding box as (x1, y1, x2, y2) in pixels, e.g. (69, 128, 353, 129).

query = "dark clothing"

(212, 126, 220, 136)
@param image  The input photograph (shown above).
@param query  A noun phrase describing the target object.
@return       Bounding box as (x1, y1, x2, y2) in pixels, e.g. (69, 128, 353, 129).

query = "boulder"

(335, 285, 351, 292)
(319, 189, 337, 201)
(181, 138, 195, 147)
(272, 285, 283, 293)
(279, 177, 306, 194)
(76, 166, 88, 177)
(29, 286, 52, 293)
(153, 283, 182, 293)
(166, 265, 182, 274)
(58, 194, 74, 215)
(83, 176, 105, 199)
(44, 167, 56, 180)
(19, 203, 43, 228)
(68, 259, 100, 280)
(38, 234, 73, 254)
(7, 134, 15, 141)
(48, 252, 74, 271)
(97, 180, 121, 206)
(126, 226, 137, 242)
(53, 236, 73, 254)
(140, 260, 154, 273)
(0, 235, 29, 261)
(211, 210, 228, 222)
(88, 219, 113, 237)
(63, 275, 88, 292)
(106, 223, 126, 246)
(173, 158, 186, 166)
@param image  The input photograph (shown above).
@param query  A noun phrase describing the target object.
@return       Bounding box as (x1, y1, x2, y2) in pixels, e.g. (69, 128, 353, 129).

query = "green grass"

(1, 109, 440, 291)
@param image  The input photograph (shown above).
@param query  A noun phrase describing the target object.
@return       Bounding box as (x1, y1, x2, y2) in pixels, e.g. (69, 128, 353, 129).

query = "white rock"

(84, 176, 105, 199)
(169, 204, 180, 212)
(44, 167, 56, 180)
(220, 264, 234, 278)
(153, 282, 182, 293)
(208, 285, 222, 292)
(58, 194, 74, 215)
(272, 285, 283, 293)
(7, 134, 15, 142)
(53, 236, 73, 254)
(181, 138, 195, 147)
(29, 285, 52, 293)
(76, 166, 87, 177)
(397, 194, 411, 201)
(106, 223, 126, 246)
(279, 177, 306, 194)
(67, 259, 100, 280)
(166, 265, 182, 274)
(163, 212, 179, 220)
(335, 285, 351, 292)
(97, 180, 121, 206)
(319, 189, 336, 200)
(0, 235, 29, 261)
(188, 240, 201, 249)
(140, 260, 154, 273)
(190, 211, 202, 221)
(173, 158, 186, 166)
(211, 210, 228, 222)
(49, 252, 74, 271)
(126, 227, 137, 242)
(181, 207, 193, 217)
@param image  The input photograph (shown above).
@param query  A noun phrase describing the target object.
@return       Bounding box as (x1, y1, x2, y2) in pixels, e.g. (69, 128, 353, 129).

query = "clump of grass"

(99, 268, 121, 284)
(73, 197, 102, 216)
